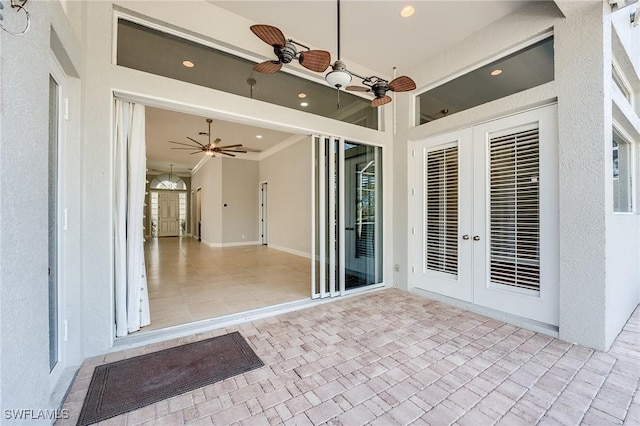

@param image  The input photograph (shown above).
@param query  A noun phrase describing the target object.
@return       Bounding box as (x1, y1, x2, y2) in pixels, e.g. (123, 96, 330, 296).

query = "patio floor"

(58, 289, 639, 425)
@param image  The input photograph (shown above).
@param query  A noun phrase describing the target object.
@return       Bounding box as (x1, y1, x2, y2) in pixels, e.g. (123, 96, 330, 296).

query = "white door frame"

(48, 53, 67, 391)
(259, 181, 268, 245)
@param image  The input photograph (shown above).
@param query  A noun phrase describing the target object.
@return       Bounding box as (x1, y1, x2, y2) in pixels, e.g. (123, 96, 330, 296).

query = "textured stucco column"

(555, 3, 609, 350)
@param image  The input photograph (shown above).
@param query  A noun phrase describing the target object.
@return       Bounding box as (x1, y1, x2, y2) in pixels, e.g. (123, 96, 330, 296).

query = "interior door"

(413, 128, 473, 302)
(158, 192, 180, 237)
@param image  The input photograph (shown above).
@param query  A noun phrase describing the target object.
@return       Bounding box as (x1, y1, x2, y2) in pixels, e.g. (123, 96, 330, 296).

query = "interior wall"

(258, 138, 312, 257)
(221, 158, 259, 244)
(0, 0, 84, 415)
(191, 158, 223, 245)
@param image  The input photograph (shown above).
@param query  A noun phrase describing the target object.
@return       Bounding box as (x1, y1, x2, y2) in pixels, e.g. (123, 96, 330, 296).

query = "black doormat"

(77, 331, 263, 425)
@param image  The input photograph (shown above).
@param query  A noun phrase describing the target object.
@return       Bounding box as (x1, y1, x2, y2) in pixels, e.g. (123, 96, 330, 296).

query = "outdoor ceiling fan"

(169, 119, 249, 157)
(325, 0, 416, 107)
(250, 24, 331, 74)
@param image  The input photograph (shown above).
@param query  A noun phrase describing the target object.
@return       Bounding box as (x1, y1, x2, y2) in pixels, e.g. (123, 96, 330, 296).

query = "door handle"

(462, 235, 469, 240)
(473, 236, 480, 241)
(345, 227, 355, 231)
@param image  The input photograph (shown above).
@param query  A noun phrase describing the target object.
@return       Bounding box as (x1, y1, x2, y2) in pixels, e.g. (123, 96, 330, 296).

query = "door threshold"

(113, 297, 316, 350)
(112, 285, 388, 353)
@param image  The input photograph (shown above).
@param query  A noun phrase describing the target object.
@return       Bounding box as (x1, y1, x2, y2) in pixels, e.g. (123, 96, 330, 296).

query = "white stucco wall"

(395, 0, 639, 350)
(258, 138, 312, 257)
(393, 1, 562, 291)
(0, 0, 83, 417)
(605, 4, 640, 348)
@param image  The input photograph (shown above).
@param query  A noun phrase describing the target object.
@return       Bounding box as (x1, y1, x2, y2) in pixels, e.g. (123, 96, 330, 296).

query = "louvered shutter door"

(489, 127, 540, 291)
(425, 146, 458, 275)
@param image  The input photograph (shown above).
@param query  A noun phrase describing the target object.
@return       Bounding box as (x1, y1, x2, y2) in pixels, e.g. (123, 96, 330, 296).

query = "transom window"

(150, 173, 186, 191)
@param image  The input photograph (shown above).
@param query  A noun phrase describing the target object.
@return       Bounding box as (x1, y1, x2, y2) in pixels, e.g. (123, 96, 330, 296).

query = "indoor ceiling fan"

(250, 24, 331, 74)
(324, 0, 416, 107)
(169, 119, 248, 157)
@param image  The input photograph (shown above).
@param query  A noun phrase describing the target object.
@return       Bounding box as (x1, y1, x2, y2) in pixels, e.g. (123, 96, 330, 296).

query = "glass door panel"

(312, 136, 383, 298)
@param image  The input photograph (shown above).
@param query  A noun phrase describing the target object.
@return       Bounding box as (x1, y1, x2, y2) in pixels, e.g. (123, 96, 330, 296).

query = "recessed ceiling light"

(400, 5, 415, 18)
(182, 60, 195, 68)
(300, 102, 309, 107)
(256, 135, 263, 139)
(298, 93, 307, 98)
(491, 69, 503, 76)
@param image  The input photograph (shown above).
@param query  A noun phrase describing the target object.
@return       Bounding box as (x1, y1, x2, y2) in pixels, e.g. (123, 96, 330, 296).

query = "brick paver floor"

(58, 289, 640, 425)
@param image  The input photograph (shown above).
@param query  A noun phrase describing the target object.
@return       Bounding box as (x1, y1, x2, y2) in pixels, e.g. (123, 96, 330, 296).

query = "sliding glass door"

(312, 136, 383, 298)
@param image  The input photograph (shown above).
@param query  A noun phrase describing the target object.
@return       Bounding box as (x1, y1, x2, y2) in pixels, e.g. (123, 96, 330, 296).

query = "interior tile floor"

(144, 237, 311, 331)
(60, 289, 639, 426)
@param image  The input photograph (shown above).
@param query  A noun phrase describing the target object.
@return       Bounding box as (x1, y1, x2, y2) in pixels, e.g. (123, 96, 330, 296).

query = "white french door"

(413, 128, 474, 302)
(413, 105, 559, 326)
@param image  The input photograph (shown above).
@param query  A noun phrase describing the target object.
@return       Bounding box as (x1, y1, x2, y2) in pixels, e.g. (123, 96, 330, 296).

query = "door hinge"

(411, 266, 415, 273)
(411, 227, 415, 235)
(412, 149, 416, 158)
(411, 188, 415, 196)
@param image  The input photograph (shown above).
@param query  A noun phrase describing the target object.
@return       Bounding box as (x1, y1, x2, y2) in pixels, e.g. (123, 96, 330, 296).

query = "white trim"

(310, 137, 316, 298)
(200, 240, 261, 248)
(338, 138, 346, 295)
(267, 244, 311, 259)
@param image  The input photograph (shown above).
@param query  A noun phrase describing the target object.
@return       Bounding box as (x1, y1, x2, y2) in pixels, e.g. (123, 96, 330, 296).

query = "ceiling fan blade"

(169, 140, 199, 148)
(389, 76, 416, 92)
(371, 95, 392, 108)
(171, 147, 201, 150)
(253, 60, 282, 74)
(250, 24, 286, 47)
(186, 137, 206, 148)
(224, 149, 248, 154)
(190, 151, 203, 155)
(298, 50, 331, 73)
(220, 151, 236, 157)
(218, 144, 243, 149)
(241, 147, 263, 153)
(212, 138, 222, 145)
(346, 85, 371, 92)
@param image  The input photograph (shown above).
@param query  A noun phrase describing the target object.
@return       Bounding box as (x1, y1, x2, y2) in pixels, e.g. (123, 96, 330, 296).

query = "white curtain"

(114, 100, 151, 337)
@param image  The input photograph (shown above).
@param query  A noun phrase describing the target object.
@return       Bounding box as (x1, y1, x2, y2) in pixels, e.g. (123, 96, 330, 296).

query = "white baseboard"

(267, 244, 311, 259)
(201, 239, 261, 248)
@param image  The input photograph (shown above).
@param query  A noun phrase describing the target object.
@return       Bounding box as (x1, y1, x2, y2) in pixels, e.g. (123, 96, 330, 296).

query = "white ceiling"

(146, 107, 296, 174)
(212, 0, 534, 77)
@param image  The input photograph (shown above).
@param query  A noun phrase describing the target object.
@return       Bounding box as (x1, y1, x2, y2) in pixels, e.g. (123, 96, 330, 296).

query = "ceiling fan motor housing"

(276, 42, 297, 64)
(372, 81, 389, 98)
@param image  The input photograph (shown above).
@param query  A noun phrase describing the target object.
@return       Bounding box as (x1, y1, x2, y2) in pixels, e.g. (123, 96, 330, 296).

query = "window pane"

(416, 37, 554, 125)
(344, 142, 382, 289)
(613, 136, 632, 213)
(117, 19, 377, 129)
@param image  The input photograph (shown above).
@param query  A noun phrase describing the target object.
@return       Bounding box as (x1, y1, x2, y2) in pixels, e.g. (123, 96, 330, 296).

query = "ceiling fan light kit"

(325, 60, 352, 89)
